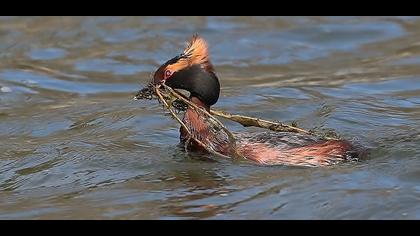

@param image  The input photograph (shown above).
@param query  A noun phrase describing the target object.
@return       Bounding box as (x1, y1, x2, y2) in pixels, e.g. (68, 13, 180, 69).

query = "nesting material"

(134, 82, 340, 158)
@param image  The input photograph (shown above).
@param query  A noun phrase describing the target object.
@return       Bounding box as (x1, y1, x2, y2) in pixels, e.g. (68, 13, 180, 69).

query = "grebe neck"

(181, 96, 211, 141)
(190, 96, 210, 111)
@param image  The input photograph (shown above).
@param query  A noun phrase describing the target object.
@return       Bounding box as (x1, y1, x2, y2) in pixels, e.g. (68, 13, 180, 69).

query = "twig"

(154, 84, 234, 160)
(211, 110, 311, 134)
(211, 110, 339, 141)
(161, 84, 238, 146)
(136, 83, 340, 142)
(155, 87, 191, 138)
(161, 84, 339, 140)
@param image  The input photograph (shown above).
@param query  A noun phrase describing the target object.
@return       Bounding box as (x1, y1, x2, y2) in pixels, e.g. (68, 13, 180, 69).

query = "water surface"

(1, 16, 420, 219)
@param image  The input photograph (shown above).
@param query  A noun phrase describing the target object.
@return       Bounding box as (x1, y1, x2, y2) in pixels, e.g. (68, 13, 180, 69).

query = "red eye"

(164, 70, 172, 79)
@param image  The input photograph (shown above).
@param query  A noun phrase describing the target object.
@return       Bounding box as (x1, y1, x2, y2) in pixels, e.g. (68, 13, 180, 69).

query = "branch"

(154, 84, 235, 160)
(135, 83, 340, 141)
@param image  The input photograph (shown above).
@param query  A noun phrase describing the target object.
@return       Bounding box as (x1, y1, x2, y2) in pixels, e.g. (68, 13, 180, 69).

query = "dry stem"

(154, 84, 234, 159)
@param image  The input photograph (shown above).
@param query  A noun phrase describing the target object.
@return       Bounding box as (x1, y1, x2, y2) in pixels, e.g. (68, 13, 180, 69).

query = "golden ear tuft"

(164, 34, 214, 74)
(183, 34, 213, 71)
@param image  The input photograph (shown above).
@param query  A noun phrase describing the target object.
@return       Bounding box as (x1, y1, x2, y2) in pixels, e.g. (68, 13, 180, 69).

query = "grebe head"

(153, 35, 220, 107)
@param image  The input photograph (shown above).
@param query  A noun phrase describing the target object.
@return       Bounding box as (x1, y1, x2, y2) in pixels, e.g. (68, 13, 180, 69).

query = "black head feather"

(165, 65, 220, 106)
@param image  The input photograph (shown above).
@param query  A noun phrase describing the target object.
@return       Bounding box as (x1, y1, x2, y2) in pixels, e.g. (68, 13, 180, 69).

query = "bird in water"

(149, 35, 362, 167)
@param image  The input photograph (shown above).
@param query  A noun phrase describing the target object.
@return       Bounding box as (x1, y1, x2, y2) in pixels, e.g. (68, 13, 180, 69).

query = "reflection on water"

(1, 16, 420, 219)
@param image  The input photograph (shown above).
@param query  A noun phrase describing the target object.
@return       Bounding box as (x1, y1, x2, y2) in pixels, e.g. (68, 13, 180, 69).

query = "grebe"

(151, 35, 360, 167)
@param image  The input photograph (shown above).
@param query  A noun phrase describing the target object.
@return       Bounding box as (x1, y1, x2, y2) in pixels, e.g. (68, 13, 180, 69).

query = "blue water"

(0, 16, 419, 219)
